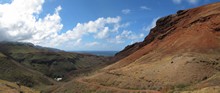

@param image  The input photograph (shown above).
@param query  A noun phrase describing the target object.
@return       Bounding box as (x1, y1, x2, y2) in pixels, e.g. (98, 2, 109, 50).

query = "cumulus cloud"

(51, 16, 122, 46)
(95, 27, 109, 39)
(74, 39, 82, 46)
(143, 17, 160, 32)
(0, 0, 142, 50)
(122, 9, 131, 14)
(86, 42, 99, 47)
(110, 30, 145, 44)
(172, 0, 199, 4)
(140, 6, 151, 10)
(0, 0, 124, 47)
(0, 0, 63, 45)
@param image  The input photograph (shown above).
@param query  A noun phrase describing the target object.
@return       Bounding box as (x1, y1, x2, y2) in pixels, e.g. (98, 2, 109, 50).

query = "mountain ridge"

(53, 2, 220, 93)
(0, 41, 115, 91)
(114, 2, 220, 62)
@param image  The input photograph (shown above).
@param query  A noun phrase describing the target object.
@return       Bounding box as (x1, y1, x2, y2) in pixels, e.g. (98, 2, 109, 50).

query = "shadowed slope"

(0, 41, 115, 92)
(0, 52, 55, 89)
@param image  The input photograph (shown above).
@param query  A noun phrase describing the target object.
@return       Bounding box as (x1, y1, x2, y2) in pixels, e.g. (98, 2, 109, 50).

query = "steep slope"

(55, 2, 220, 93)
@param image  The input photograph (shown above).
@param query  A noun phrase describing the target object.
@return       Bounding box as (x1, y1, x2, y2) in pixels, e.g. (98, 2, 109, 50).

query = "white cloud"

(121, 22, 130, 28)
(140, 33, 144, 38)
(51, 16, 121, 47)
(0, 0, 136, 50)
(0, 0, 122, 48)
(143, 17, 160, 32)
(86, 42, 99, 47)
(0, 0, 63, 45)
(122, 9, 131, 14)
(95, 27, 109, 39)
(172, 0, 199, 4)
(140, 6, 151, 10)
(110, 30, 145, 44)
(75, 39, 82, 46)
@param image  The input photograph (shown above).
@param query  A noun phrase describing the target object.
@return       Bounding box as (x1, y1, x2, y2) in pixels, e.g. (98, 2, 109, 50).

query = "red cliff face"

(55, 2, 220, 93)
(89, 1, 220, 90)
(115, 2, 220, 61)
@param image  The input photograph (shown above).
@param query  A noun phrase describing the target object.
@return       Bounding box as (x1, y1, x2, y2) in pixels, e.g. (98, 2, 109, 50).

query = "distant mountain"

(55, 2, 220, 93)
(0, 41, 114, 91)
(0, 41, 63, 52)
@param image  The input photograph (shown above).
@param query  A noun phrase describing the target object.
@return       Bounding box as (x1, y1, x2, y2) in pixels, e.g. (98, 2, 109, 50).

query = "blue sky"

(0, 0, 219, 51)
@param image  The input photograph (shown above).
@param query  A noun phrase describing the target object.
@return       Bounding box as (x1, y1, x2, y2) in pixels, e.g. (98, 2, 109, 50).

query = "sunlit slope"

(65, 2, 220, 93)
(0, 79, 40, 93)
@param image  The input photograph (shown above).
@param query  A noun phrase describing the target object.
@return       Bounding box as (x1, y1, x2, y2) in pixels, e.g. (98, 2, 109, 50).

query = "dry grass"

(181, 86, 220, 93)
(0, 79, 40, 93)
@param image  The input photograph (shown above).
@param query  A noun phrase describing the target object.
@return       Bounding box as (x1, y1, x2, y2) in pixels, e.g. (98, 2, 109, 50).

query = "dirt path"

(51, 77, 161, 93)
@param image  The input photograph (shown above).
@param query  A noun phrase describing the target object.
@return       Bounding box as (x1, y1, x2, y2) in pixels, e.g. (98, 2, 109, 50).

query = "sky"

(0, 0, 219, 51)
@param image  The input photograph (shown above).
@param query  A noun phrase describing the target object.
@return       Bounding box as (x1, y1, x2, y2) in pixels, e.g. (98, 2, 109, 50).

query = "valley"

(0, 1, 220, 93)
(0, 42, 115, 92)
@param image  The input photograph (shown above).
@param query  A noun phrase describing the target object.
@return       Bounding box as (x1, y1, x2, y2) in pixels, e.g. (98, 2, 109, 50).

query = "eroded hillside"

(54, 2, 220, 93)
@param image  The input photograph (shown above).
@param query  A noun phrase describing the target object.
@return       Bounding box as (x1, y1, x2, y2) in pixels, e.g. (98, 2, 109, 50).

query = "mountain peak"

(115, 2, 220, 61)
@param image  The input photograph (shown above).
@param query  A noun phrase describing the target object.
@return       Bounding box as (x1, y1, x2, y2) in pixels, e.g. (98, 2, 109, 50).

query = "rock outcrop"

(78, 2, 220, 93)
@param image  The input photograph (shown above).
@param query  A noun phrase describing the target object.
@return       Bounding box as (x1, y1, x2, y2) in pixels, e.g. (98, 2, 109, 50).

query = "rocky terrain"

(54, 2, 220, 93)
(0, 2, 220, 93)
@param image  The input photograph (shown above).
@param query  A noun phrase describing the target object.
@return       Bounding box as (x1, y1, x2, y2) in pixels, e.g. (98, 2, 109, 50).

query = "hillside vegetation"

(0, 79, 40, 93)
(0, 42, 114, 91)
